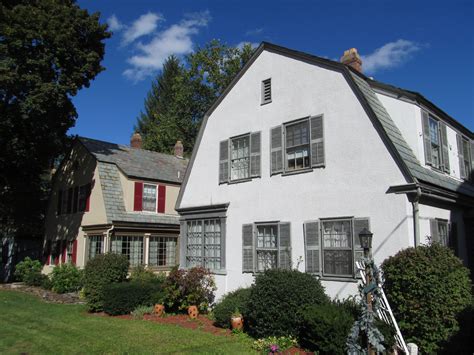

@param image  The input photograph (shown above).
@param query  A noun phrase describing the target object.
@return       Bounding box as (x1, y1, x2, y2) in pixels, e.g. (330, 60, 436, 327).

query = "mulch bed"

(0, 282, 83, 304)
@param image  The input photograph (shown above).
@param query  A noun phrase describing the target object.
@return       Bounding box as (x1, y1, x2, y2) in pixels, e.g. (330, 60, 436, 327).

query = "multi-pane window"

(430, 218, 454, 249)
(78, 185, 88, 212)
(185, 219, 222, 270)
(142, 184, 157, 212)
(149, 236, 177, 267)
(256, 225, 278, 271)
(437, 220, 449, 246)
(67, 240, 74, 262)
(111, 236, 144, 266)
(322, 220, 353, 277)
(461, 137, 471, 179)
(285, 120, 310, 171)
(428, 117, 441, 169)
(88, 235, 103, 261)
(231, 135, 250, 180)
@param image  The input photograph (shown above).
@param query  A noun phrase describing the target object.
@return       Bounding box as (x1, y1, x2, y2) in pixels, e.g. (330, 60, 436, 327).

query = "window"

(422, 110, 449, 172)
(111, 236, 144, 266)
(428, 118, 441, 169)
(430, 219, 457, 251)
(142, 184, 157, 212)
(304, 217, 368, 278)
(457, 134, 472, 180)
(271, 115, 324, 175)
(185, 219, 222, 270)
(78, 184, 88, 212)
(88, 235, 104, 260)
(149, 236, 177, 267)
(261, 78, 271, 105)
(219, 132, 261, 184)
(242, 222, 291, 273)
(67, 240, 74, 261)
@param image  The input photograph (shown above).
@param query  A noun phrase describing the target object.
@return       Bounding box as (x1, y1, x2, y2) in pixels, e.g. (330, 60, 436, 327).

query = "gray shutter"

(440, 123, 450, 173)
(353, 218, 370, 274)
(304, 221, 320, 274)
(422, 110, 432, 165)
(310, 115, 324, 167)
(250, 131, 261, 177)
(449, 222, 458, 254)
(278, 222, 291, 270)
(219, 140, 229, 183)
(270, 126, 283, 174)
(430, 219, 439, 243)
(242, 224, 254, 272)
(470, 140, 474, 181)
(457, 134, 466, 179)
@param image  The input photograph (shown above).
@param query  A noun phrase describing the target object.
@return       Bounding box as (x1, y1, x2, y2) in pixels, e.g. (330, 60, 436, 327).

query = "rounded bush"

(14, 257, 42, 284)
(299, 302, 354, 354)
(50, 263, 83, 293)
(213, 287, 252, 328)
(83, 253, 129, 312)
(381, 243, 472, 353)
(246, 269, 329, 338)
(129, 265, 166, 283)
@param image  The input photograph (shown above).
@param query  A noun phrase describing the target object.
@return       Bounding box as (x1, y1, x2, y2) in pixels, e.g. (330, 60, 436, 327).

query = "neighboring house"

(176, 42, 474, 300)
(43, 134, 188, 271)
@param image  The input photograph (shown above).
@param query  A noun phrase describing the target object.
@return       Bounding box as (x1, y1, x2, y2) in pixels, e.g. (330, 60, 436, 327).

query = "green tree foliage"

(135, 40, 255, 155)
(0, 0, 110, 238)
(381, 243, 472, 353)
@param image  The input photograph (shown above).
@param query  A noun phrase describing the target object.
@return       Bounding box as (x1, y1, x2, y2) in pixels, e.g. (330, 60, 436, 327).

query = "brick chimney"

(130, 132, 142, 149)
(340, 48, 362, 72)
(174, 140, 184, 158)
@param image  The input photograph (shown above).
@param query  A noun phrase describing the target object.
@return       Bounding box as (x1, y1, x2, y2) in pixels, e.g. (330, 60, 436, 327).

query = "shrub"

(14, 257, 43, 284)
(50, 263, 83, 293)
(129, 265, 166, 283)
(381, 243, 471, 353)
(131, 305, 154, 319)
(213, 287, 252, 328)
(102, 280, 165, 316)
(163, 266, 216, 312)
(246, 269, 329, 338)
(252, 336, 298, 353)
(83, 253, 129, 312)
(299, 302, 354, 354)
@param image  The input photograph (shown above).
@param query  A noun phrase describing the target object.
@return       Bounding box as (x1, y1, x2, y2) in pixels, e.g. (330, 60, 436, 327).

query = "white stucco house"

(176, 42, 474, 300)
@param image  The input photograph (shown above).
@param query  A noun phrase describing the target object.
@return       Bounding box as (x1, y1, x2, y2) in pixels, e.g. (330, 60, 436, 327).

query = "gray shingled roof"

(79, 136, 188, 184)
(350, 71, 474, 198)
(98, 162, 179, 225)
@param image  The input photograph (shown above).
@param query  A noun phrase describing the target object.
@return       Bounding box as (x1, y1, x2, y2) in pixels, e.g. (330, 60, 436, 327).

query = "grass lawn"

(0, 290, 254, 354)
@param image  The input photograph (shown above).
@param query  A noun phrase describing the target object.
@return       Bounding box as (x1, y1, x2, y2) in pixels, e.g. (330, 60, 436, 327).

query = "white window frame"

(255, 223, 279, 272)
(148, 235, 178, 268)
(142, 183, 157, 212)
(110, 235, 144, 267)
(284, 119, 311, 172)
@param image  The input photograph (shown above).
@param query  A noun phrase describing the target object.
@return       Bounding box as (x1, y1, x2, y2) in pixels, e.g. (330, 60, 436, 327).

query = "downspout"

(106, 225, 114, 252)
(412, 186, 421, 247)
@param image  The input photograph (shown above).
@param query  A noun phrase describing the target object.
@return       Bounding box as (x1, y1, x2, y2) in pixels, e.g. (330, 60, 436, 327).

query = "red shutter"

(61, 243, 66, 264)
(157, 185, 166, 213)
(72, 240, 77, 265)
(134, 182, 143, 211)
(85, 182, 92, 212)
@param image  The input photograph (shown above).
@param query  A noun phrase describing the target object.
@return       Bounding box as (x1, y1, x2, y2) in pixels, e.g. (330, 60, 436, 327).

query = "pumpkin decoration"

(154, 304, 165, 317)
(188, 305, 199, 319)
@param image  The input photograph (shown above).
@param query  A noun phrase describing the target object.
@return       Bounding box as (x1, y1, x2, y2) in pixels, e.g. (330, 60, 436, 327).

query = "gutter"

(105, 225, 114, 252)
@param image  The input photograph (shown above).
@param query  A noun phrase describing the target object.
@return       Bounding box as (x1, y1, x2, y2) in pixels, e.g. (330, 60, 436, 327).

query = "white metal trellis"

(356, 261, 409, 354)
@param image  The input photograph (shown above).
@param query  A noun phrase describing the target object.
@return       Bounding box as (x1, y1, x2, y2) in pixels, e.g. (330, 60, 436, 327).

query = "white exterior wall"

(180, 50, 413, 300)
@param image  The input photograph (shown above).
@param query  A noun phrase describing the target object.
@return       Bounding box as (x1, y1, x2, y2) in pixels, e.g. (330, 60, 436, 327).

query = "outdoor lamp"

(359, 228, 373, 252)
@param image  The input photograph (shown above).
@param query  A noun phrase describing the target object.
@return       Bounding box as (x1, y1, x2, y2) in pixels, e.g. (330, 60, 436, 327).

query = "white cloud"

(245, 28, 263, 36)
(236, 41, 259, 50)
(122, 12, 163, 45)
(361, 39, 422, 74)
(123, 11, 211, 82)
(107, 14, 123, 32)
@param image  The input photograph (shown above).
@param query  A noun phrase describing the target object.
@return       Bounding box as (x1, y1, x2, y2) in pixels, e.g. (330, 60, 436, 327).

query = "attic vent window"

(261, 78, 272, 105)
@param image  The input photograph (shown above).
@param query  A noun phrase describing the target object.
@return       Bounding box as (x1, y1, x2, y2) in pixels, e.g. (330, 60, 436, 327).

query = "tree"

(136, 40, 255, 155)
(0, 1, 110, 239)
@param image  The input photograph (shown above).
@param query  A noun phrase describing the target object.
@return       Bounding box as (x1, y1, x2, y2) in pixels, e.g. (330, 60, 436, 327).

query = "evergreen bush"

(50, 263, 83, 293)
(213, 287, 252, 328)
(381, 243, 471, 353)
(245, 269, 329, 338)
(14, 257, 42, 284)
(83, 253, 129, 312)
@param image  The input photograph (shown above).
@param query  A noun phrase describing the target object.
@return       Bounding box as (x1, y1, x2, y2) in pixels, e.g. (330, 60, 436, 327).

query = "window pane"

(186, 219, 222, 270)
(143, 184, 157, 212)
(88, 235, 103, 260)
(322, 220, 353, 276)
(438, 222, 449, 247)
(322, 221, 352, 248)
(110, 236, 143, 266)
(149, 236, 177, 267)
(257, 250, 277, 271)
(257, 225, 277, 248)
(286, 121, 310, 171)
(78, 185, 88, 212)
(323, 250, 352, 276)
(286, 121, 309, 148)
(231, 136, 250, 180)
(429, 118, 439, 145)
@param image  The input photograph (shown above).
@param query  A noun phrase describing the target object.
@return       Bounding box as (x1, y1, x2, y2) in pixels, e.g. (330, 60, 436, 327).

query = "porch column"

(144, 233, 150, 266)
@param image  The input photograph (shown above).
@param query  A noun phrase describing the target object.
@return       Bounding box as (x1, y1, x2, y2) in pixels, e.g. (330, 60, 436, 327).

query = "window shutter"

(278, 222, 291, 270)
(310, 116, 325, 167)
(73, 186, 79, 213)
(57, 190, 63, 216)
(457, 134, 466, 179)
(219, 140, 229, 183)
(449, 222, 458, 254)
(430, 219, 439, 243)
(67, 188, 73, 214)
(422, 110, 432, 165)
(85, 183, 91, 212)
(353, 218, 370, 272)
(440, 123, 450, 173)
(250, 131, 261, 177)
(242, 224, 254, 272)
(270, 126, 283, 174)
(133, 182, 143, 211)
(72, 239, 77, 265)
(304, 221, 320, 274)
(470, 140, 474, 181)
(157, 185, 166, 213)
(61, 242, 66, 264)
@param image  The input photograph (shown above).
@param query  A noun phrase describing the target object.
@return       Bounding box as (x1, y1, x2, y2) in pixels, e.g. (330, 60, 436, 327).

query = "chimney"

(174, 140, 184, 158)
(340, 48, 362, 72)
(130, 132, 142, 149)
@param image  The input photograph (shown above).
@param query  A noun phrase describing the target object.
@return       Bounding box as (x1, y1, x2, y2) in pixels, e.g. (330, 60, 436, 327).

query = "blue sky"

(72, 0, 474, 145)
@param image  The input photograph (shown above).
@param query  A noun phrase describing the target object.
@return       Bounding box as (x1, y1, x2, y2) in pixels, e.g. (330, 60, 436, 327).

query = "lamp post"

(359, 228, 374, 355)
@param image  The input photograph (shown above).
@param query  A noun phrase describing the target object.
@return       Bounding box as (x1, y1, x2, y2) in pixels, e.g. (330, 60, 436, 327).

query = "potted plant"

(230, 309, 244, 331)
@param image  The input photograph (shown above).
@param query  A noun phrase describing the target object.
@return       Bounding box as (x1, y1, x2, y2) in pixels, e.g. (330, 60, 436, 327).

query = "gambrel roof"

(176, 42, 474, 208)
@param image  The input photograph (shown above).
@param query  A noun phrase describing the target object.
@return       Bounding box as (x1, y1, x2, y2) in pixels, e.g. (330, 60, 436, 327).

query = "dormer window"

(261, 78, 271, 105)
(142, 184, 157, 212)
(428, 117, 441, 169)
(422, 110, 450, 173)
